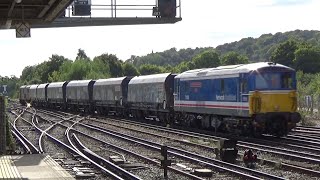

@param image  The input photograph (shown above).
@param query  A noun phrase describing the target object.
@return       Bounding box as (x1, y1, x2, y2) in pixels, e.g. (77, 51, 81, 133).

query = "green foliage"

(122, 63, 140, 76)
(139, 64, 164, 75)
(192, 50, 220, 69)
(20, 55, 70, 84)
(12, 30, 320, 105)
(66, 59, 91, 80)
(294, 47, 320, 73)
(94, 54, 123, 77)
(271, 40, 299, 67)
(217, 30, 320, 61)
(6, 113, 14, 150)
(21, 66, 36, 83)
(221, 51, 249, 65)
(0, 76, 20, 98)
(174, 61, 191, 73)
(131, 47, 214, 68)
(56, 58, 110, 81)
(76, 48, 90, 61)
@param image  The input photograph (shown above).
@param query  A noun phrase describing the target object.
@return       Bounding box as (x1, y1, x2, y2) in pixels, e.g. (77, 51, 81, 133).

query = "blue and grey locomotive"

(20, 62, 300, 136)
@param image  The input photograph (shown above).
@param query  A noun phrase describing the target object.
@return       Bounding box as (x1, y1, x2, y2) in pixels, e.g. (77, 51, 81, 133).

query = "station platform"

(0, 154, 74, 180)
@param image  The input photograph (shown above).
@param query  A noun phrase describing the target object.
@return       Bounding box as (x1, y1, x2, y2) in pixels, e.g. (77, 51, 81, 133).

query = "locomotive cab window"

(255, 71, 295, 90)
(281, 72, 293, 88)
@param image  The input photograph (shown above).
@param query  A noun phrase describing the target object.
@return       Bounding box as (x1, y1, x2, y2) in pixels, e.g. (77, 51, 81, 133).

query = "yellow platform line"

(0, 156, 22, 179)
(6, 156, 15, 179)
(0, 156, 9, 179)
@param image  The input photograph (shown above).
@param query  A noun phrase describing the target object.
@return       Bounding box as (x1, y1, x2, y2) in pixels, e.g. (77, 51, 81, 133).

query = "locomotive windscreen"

(254, 71, 295, 90)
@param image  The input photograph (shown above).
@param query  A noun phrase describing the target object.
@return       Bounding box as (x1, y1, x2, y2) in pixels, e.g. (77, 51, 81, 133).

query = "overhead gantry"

(0, 0, 182, 37)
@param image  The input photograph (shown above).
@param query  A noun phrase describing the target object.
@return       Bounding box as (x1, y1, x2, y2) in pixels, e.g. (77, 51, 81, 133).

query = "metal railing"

(63, 0, 182, 19)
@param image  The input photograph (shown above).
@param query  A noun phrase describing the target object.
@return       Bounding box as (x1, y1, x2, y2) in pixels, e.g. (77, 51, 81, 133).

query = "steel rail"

(86, 117, 320, 164)
(13, 109, 125, 180)
(82, 123, 282, 180)
(34, 111, 211, 180)
(10, 129, 31, 154)
(72, 133, 143, 180)
(10, 110, 40, 154)
(82, 119, 320, 177)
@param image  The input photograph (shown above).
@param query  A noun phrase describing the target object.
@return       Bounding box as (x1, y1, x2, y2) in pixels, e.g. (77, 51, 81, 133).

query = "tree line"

(4, 30, 320, 101)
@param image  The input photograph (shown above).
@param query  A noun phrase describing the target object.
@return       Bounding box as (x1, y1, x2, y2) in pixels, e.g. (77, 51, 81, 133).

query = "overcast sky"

(1, 0, 320, 77)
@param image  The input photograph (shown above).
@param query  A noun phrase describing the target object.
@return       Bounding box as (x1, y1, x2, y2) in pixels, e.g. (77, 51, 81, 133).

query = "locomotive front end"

(249, 64, 301, 136)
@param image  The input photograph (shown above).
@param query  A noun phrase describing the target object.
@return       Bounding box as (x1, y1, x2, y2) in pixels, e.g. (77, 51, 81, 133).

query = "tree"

(94, 54, 123, 77)
(294, 47, 320, 73)
(270, 40, 299, 67)
(76, 49, 89, 61)
(192, 50, 220, 69)
(123, 63, 139, 76)
(68, 59, 91, 80)
(20, 66, 35, 82)
(221, 51, 249, 65)
(175, 61, 193, 73)
(139, 64, 164, 75)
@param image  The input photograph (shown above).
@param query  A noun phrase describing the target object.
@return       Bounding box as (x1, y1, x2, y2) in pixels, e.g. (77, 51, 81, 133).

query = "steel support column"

(0, 96, 6, 154)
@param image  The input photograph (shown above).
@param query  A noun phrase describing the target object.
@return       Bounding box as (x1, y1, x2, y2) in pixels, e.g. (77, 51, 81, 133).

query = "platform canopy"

(0, 0, 73, 29)
(0, 0, 182, 30)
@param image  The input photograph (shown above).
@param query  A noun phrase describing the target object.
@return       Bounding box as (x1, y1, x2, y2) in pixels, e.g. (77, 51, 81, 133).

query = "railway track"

(21, 108, 203, 179)
(86, 115, 320, 176)
(36, 108, 320, 179)
(36, 109, 288, 180)
(10, 105, 320, 179)
(10, 107, 133, 180)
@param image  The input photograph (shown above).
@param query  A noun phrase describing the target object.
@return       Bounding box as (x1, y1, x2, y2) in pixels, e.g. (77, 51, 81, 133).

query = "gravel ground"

(11, 108, 320, 179)
(75, 133, 195, 180)
(82, 118, 320, 180)
(85, 119, 218, 160)
(74, 124, 251, 179)
(236, 149, 318, 179)
(8, 110, 110, 180)
(12, 112, 41, 151)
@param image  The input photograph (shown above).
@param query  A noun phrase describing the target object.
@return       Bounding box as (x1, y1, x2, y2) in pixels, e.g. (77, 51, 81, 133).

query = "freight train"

(19, 62, 301, 136)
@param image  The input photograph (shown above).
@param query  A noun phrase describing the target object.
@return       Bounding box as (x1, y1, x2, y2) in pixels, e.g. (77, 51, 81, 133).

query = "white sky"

(1, 0, 320, 77)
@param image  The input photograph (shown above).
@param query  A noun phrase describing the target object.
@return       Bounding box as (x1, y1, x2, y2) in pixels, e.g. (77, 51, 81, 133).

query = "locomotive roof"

(176, 62, 294, 79)
(29, 84, 39, 89)
(48, 81, 67, 88)
(67, 80, 93, 87)
(129, 73, 171, 84)
(94, 77, 126, 86)
(37, 83, 49, 89)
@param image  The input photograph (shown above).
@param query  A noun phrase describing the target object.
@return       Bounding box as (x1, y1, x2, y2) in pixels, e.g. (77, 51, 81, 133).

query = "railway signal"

(161, 145, 172, 179)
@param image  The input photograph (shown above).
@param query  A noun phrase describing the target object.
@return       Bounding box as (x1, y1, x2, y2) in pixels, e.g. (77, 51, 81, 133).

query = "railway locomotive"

(19, 62, 301, 136)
